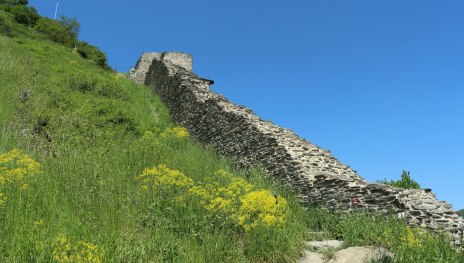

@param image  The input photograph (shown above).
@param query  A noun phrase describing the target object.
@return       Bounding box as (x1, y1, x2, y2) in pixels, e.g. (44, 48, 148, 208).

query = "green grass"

(1, 12, 463, 262)
(304, 207, 464, 263)
(0, 34, 310, 262)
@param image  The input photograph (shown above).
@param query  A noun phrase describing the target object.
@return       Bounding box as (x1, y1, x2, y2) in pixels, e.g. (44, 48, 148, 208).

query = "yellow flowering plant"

(399, 227, 422, 248)
(134, 127, 189, 152)
(236, 190, 288, 231)
(0, 192, 7, 206)
(51, 234, 101, 263)
(135, 164, 193, 198)
(160, 127, 189, 139)
(0, 149, 40, 206)
(136, 165, 289, 233)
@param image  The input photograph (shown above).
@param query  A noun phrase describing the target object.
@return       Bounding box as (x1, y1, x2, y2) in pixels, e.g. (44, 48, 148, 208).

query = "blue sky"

(30, 0, 464, 209)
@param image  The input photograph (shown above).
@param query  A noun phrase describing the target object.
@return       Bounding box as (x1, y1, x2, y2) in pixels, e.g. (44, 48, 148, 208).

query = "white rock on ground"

(299, 251, 325, 263)
(307, 240, 344, 251)
(299, 245, 391, 263)
(327, 246, 390, 263)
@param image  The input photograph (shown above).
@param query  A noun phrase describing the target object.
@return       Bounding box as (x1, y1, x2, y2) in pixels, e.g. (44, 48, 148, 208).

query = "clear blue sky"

(30, 0, 464, 210)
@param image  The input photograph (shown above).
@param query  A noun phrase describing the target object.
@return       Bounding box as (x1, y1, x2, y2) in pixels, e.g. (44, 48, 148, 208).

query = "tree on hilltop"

(0, 0, 28, 6)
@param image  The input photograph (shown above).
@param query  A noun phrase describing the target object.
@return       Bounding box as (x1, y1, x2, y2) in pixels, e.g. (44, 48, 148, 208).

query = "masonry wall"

(132, 52, 463, 244)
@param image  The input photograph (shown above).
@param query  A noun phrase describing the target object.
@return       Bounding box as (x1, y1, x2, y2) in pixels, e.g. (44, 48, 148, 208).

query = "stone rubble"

(299, 240, 391, 263)
(132, 52, 464, 245)
(307, 240, 344, 251)
(326, 247, 391, 263)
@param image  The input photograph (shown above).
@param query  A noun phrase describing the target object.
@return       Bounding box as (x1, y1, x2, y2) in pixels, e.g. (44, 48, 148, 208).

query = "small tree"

(8, 4, 38, 26)
(0, 0, 28, 6)
(378, 170, 421, 189)
(58, 16, 79, 39)
(76, 41, 109, 69)
(35, 17, 77, 46)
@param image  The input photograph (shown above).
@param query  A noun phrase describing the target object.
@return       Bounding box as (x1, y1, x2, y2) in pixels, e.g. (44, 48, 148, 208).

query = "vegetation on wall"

(458, 209, 464, 217)
(378, 170, 421, 190)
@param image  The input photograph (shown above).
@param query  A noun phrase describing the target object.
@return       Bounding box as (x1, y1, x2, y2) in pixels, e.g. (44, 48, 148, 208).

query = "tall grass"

(304, 207, 464, 263)
(0, 35, 309, 262)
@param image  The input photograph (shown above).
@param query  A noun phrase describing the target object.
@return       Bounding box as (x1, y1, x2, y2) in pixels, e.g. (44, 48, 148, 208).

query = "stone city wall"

(131, 52, 463, 244)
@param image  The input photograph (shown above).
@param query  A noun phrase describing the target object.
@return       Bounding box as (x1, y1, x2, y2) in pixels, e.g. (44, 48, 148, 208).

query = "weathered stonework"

(132, 52, 464, 245)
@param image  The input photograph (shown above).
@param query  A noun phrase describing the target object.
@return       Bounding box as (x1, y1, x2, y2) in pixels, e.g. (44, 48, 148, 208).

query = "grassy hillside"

(1, 3, 463, 262)
(459, 209, 464, 217)
(0, 8, 312, 262)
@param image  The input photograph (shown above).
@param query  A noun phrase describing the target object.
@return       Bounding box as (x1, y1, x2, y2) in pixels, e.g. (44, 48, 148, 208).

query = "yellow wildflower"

(400, 227, 421, 247)
(187, 185, 210, 201)
(236, 190, 288, 231)
(214, 169, 230, 178)
(0, 149, 22, 163)
(0, 149, 40, 205)
(221, 177, 253, 198)
(160, 127, 189, 139)
(0, 193, 7, 206)
(52, 234, 101, 263)
(136, 164, 193, 189)
(136, 166, 288, 233)
(207, 197, 232, 212)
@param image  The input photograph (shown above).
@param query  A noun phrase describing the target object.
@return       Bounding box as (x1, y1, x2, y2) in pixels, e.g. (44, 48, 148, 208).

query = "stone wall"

(132, 52, 464, 244)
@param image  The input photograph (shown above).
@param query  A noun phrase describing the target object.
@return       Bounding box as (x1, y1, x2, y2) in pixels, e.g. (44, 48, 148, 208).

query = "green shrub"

(95, 79, 129, 100)
(0, 0, 28, 6)
(67, 74, 97, 93)
(0, 9, 16, 36)
(378, 170, 421, 189)
(7, 4, 38, 26)
(35, 17, 77, 46)
(458, 209, 464, 217)
(0, 0, 29, 6)
(0, 0, 37, 27)
(76, 41, 109, 69)
(92, 101, 138, 133)
(57, 16, 79, 39)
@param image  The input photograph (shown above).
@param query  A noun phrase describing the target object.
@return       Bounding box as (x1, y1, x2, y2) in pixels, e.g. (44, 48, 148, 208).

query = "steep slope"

(0, 25, 310, 263)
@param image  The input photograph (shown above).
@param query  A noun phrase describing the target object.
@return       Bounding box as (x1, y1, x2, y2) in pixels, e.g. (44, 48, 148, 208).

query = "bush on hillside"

(7, 4, 38, 26)
(0, 0, 28, 6)
(67, 74, 97, 93)
(57, 16, 79, 39)
(0, 9, 16, 36)
(378, 170, 421, 189)
(0, 3, 110, 70)
(76, 41, 109, 69)
(35, 17, 77, 47)
(0, 0, 37, 27)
